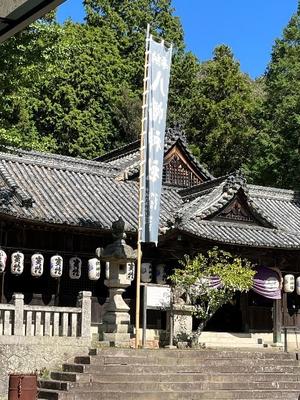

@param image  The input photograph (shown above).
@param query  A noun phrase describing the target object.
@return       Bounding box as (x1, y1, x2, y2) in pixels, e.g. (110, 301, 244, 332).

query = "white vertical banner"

(141, 35, 172, 244)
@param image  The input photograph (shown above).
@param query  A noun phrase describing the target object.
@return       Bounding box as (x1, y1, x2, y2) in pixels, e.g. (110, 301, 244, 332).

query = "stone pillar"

(171, 304, 194, 339)
(13, 293, 24, 336)
(273, 298, 282, 344)
(78, 291, 92, 338)
(100, 218, 137, 347)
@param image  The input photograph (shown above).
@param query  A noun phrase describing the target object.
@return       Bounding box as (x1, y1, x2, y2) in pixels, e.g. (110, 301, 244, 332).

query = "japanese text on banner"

(141, 37, 172, 244)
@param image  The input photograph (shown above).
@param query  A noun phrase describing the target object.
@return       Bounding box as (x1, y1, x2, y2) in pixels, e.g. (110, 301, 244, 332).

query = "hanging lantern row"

(0, 250, 104, 281)
(283, 274, 300, 295)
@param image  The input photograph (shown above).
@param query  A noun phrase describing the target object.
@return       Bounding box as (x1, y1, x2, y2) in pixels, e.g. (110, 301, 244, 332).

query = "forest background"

(0, 0, 299, 190)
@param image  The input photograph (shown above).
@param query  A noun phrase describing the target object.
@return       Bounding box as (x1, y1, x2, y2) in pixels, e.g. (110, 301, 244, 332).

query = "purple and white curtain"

(206, 267, 281, 300)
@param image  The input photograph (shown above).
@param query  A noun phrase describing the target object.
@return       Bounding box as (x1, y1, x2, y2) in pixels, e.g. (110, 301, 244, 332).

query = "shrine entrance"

(203, 293, 243, 333)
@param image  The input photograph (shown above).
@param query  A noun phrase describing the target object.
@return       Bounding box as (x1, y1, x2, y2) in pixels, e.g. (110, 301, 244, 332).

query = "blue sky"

(57, 0, 298, 78)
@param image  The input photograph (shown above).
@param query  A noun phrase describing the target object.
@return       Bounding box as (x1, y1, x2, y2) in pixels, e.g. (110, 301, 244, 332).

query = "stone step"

(72, 380, 300, 391)
(73, 363, 300, 374)
(62, 363, 85, 373)
(38, 380, 70, 391)
(77, 355, 299, 367)
(39, 389, 300, 400)
(75, 372, 300, 383)
(88, 348, 296, 360)
(200, 343, 264, 347)
(37, 389, 59, 400)
(50, 371, 90, 383)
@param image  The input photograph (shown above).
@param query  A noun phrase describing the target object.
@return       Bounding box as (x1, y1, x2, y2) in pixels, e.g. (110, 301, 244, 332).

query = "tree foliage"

(170, 248, 255, 329)
(248, 7, 300, 189)
(172, 45, 261, 177)
(0, 0, 299, 191)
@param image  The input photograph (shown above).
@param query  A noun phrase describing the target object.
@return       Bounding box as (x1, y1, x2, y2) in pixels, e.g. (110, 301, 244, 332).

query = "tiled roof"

(181, 220, 300, 249)
(96, 127, 214, 181)
(0, 147, 300, 250)
(0, 148, 182, 231)
(169, 172, 300, 249)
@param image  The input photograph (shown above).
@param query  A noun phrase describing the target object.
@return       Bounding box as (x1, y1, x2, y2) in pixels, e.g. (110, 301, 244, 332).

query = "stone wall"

(0, 336, 91, 398)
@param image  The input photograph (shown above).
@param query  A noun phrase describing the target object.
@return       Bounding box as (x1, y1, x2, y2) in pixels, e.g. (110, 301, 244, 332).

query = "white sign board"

(145, 285, 171, 309)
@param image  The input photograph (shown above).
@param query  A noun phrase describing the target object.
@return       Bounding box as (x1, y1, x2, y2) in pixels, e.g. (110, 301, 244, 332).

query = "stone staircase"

(38, 348, 300, 400)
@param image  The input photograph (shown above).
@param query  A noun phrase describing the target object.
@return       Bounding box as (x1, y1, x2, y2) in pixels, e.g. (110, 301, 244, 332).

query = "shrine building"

(0, 127, 299, 344)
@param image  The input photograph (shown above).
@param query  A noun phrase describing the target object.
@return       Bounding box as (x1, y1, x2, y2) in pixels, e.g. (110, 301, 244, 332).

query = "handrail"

(281, 326, 300, 352)
(23, 305, 81, 314)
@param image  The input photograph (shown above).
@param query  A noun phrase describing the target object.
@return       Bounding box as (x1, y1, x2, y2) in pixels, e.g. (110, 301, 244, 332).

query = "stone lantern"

(100, 217, 137, 347)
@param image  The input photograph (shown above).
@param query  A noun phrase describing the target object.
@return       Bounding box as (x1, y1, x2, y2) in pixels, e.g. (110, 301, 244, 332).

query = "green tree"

(0, 18, 130, 157)
(180, 45, 261, 177)
(84, 0, 186, 141)
(0, 19, 61, 151)
(170, 248, 255, 336)
(249, 5, 300, 189)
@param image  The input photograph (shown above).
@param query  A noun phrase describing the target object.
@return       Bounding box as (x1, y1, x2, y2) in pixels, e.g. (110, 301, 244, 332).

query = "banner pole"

(135, 23, 150, 349)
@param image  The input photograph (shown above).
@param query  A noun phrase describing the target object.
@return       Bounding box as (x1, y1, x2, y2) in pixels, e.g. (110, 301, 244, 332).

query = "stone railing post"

(13, 293, 24, 336)
(78, 291, 91, 338)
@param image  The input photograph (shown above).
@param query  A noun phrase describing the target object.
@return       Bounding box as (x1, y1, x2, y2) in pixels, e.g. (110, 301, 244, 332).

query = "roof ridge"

(179, 175, 228, 198)
(248, 184, 300, 200)
(95, 140, 140, 162)
(0, 150, 120, 178)
(0, 147, 120, 172)
(197, 219, 281, 232)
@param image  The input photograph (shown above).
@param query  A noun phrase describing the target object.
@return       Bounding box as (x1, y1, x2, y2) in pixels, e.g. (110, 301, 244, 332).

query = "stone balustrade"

(0, 291, 91, 338)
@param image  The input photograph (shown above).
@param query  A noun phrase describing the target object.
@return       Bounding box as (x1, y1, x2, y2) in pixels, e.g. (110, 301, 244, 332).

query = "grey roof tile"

(182, 220, 300, 249)
(0, 148, 182, 232)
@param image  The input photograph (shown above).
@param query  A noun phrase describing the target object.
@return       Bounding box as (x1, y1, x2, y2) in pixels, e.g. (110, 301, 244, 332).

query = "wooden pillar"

(273, 298, 282, 344)
(240, 293, 249, 333)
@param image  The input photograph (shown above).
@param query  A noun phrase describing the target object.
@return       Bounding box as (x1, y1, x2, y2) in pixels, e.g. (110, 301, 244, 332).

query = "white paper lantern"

(50, 255, 63, 278)
(126, 262, 135, 281)
(88, 258, 101, 280)
(155, 264, 167, 284)
(31, 253, 44, 277)
(0, 250, 7, 273)
(264, 276, 280, 291)
(11, 251, 24, 275)
(141, 262, 152, 283)
(296, 277, 300, 296)
(69, 257, 82, 279)
(284, 274, 295, 293)
(105, 261, 110, 279)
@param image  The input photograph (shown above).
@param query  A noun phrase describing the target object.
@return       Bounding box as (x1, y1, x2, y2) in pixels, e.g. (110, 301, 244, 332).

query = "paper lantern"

(284, 274, 295, 293)
(0, 250, 7, 273)
(126, 262, 135, 281)
(296, 277, 300, 296)
(69, 257, 82, 279)
(50, 255, 63, 278)
(11, 251, 24, 275)
(31, 253, 44, 277)
(264, 276, 280, 291)
(141, 262, 152, 283)
(88, 258, 101, 280)
(105, 261, 109, 279)
(155, 264, 167, 284)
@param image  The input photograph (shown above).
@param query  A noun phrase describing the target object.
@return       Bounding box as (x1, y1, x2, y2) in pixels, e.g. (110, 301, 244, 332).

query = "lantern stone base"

(102, 312, 131, 334)
(102, 332, 131, 347)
